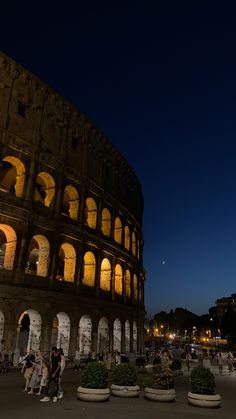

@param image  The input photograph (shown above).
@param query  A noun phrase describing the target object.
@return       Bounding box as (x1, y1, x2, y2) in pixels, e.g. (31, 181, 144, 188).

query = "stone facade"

(0, 51, 145, 359)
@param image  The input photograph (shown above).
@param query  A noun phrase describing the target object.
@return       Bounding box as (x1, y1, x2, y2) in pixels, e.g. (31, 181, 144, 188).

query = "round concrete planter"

(144, 387, 176, 402)
(111, 384, 140, 397)
(77, 386, 110, 402)
(188, 392, 221, 408)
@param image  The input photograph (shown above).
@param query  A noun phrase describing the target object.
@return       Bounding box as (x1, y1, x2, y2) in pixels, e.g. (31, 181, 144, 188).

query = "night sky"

(1, 3, 236, 317)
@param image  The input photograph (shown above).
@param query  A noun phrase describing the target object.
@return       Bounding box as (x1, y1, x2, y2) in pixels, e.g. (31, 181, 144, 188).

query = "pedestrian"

(37, 360, 49, 395)
(21, 349, 35, 391)
(217, 352, 224, 374)
(227, 352, 234, 375)
(186, 352, 192, 371)
(202, 354, 211, 369)
(28, 350, 43, 394)
(40, 347, 61, 403)
(74, 349, 80, 371)
(57, 348, 65, 399)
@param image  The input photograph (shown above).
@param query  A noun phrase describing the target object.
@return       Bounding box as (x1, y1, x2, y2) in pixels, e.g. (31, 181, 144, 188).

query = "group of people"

(185, 348, 235, 375)
(74, 350, 122, 370)
(21, 347, 65, 403)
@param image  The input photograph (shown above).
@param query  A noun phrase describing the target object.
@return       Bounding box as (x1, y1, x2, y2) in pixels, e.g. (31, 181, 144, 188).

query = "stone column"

(68, 320, 78, 359)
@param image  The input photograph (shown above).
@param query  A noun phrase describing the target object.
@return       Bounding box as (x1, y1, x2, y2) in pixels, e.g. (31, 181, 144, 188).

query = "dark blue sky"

(1, 3, 236, 317)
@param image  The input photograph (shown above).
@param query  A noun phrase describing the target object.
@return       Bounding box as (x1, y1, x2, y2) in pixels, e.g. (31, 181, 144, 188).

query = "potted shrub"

(144, 364, 176, 402)
(77, 362, 110, 402)
(188, 365, 221, 408)
(111, 363, 140, 397)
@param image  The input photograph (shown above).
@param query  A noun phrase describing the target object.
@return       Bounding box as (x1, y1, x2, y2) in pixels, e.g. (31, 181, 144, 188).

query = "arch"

(100, 258, 111, 291)
(78, 315, 92, 355)
(133, 321, 137, 352)
(124, 225, 130, 250)
(84, 197, 97, 229)
(115, 264, 123, 295)
(62, 185, 79, 220)
(57, 243, 76, 282)
(51, 312, 70, 356)
(132, 231, 136, 257)
(34, 171, 55, 207)
(16, 309, 41, 354)
(0, 224, 17, 270)
(125, 269, 131, 298)
(0, 311, 4, 342)
(114, 217, 122, 244)
(83, 251, 96, 287)
(97, 316, 109, 353)
(125, 320, 130, 352)
(0, 156, 25, 197)
(133, 274, 138, 301)
(113, 318, 121, 352)
(101, 208, 111, 237)
(25, 235, 50, 277)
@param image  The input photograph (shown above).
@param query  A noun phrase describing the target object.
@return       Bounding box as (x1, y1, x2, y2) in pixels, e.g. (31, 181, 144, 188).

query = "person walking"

(37, 360, 49, 396)
(28, 350, 43, 394)
(186, 352, 192, 371)
(40, 347, 61, 403)
(227, 352, 234, 375)
(57, 348, 65, 399)
(21, 349, 35, 391)
(217, 352, 224, 374)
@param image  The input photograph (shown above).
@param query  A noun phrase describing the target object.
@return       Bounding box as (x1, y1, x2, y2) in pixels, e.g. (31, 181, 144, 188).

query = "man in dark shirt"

(40, 347, 61, 402)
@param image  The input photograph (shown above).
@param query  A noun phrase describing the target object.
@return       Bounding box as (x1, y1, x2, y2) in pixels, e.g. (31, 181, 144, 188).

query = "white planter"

(111, 384, 140, 397)
(144, 387, 176, 402)
(77, 386, 110, 402)
(188, 392, 221, 408)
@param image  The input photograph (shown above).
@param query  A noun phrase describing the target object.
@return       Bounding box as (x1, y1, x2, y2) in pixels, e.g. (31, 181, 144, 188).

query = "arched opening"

(16, 309, 41, 354)
(114, 217, 122, 244)
(97, 317, 109, 353)
(125, 269, 131, 298)
(101, 208, 111, 237)
(124, 225, 130, 250)
(115, 264, 123, 295)
(0, 224, 17, 270)
(125, 320, 130, 352)
(25, 235, 50, 277)
(51, 312, 70, 356)
(100, 258, 111, 291)
(62, 185, 79, 220)
(84, 197, 97, 229)
(0, 156, 25, 197)
(34, 172, 55, 207)
(56, 243, 76, 282)
(83, 251, 96, 287)
(133, 321, 137, 352)
(0, 311, 4, 342)
(133, 274, 138, 301)
(132, 231, 136, 256)
(78, 315, 92, 355)
(113, 318, 121, 352)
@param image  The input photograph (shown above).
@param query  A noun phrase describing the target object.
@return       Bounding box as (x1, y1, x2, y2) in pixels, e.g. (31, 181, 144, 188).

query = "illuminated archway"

(97, 317, 109, 353)
(113, 318, 121, 352)
(100, 258, 111, 291)
(57, 243, 76, 282)
(132, 231, 136, 256)
(51, 312, 70, 356)
(83, 251, 96, 287)
(124, 225, 130, 250)
(125, 269, 131, 298)
(133, 321, 137, 352)
(114, 217, 122, 244)
(34, 172, 55, 207)
(0, 224, 17, 270)
(125, 320, 130, 352)
(101, 208, 111, 237)
(133, 274, 138, 301)
(62, 185, 79, 220)
(0, 156, 25, 197)
(115, 264, 123, 295)
(84, 197, 97, 229)
(0, 311, 4, 342)
(78, 315, 92, 355)
(17, 309, 41, 354)
(25, 235, 50, 277)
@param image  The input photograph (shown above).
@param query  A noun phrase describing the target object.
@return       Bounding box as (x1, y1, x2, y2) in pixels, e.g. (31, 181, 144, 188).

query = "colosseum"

(0, 51, 145, 362)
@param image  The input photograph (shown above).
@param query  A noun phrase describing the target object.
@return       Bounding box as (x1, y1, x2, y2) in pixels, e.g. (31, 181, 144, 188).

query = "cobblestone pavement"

(1, 366, 236, 419)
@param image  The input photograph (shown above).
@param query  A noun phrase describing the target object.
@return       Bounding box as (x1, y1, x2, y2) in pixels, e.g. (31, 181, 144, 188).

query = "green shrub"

(135, 357, 146, 367)
(190, 366, 215, 395)
(171, 359, 182, 371)
(152, 364, 174, 390)
(81, 362, 108, 389)
(113, 363, 137, 386)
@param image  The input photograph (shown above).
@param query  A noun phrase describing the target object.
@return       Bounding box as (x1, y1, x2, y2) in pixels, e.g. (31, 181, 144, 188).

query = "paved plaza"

(1, 366, 236, 419)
